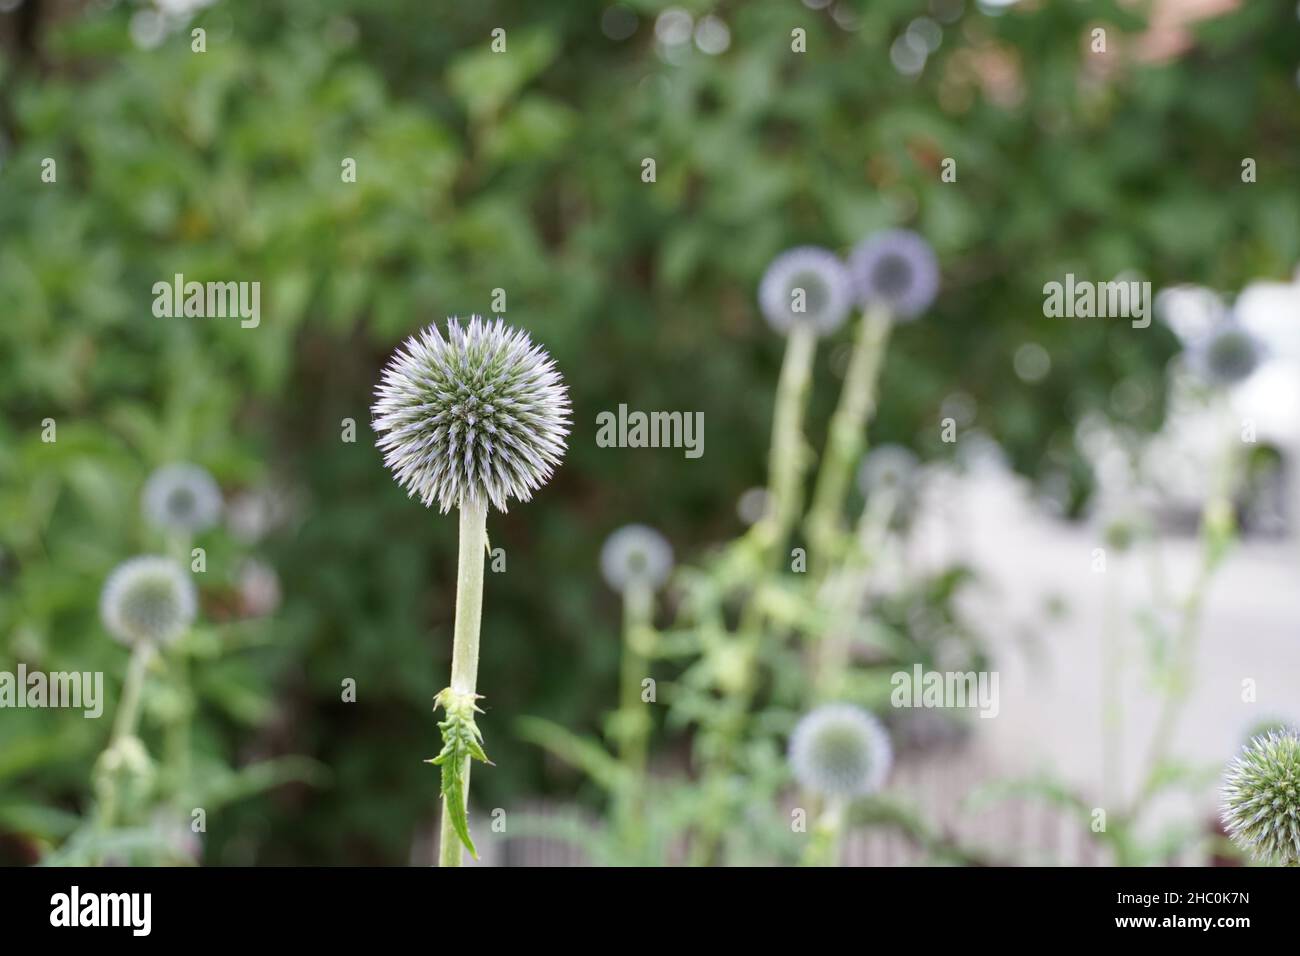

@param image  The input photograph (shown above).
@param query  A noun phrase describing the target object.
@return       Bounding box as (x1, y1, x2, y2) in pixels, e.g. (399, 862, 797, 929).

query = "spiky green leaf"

(428, 687, 492, 859)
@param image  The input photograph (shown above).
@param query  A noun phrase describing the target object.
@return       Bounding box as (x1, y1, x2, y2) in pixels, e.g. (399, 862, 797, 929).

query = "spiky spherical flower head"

(1188, 322, 1263, 387)
(372, 317, 571, 513)
(848, 229, 939, 319)
(600, 524, 673, 592)
(789, 703, 893, 799)
(758, 246, 854, 337)
(100, 556, 197, 648)
(142, 463, 222, 534)
(1221, 730, 1300, 866)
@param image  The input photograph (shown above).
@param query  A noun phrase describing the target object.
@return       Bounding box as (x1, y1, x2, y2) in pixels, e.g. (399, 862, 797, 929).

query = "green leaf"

(429, 687, 492, 860)
(515, 716, 627, 793)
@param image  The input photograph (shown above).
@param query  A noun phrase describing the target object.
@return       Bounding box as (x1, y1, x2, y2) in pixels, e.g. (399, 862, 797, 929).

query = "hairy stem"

(811, 488, 897, 701)
(754, 323, 817, 562)
(1130, 458, 1236, 816)
(439, 496, 489, 867)
(617, 580, 654, 778)
(805, 303, 893, 571)
(692, 326, 818, 864)
(92, 641, 155, 860)
(1100, 559, 1123, 807)
(801, 797, 846, 867)
(717, 325, 819, 763)
(614, 580, 654, 855)
(111, 642, 153, 748)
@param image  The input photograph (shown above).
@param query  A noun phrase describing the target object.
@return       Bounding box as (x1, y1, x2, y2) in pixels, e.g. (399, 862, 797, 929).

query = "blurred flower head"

(225, 485, 295, 544)
(600, 524, 674, 592)
(1187, 321, 1263, 387)
(1221, 730, 1300, 866)
(100, 556, 197, 648)
(858, 444, 920, 498)
(372, 316, 571, 513)
(237, 559, 282, 618)
(789, 703, 893, 798)
(736, 487, 770, 526)
(1155, 284, 1226, 348)
(142, 463, 222, 534)
(848, 229, 939, 319)
(1235, 276, 1300, 363)
(758, 246, 854, 337)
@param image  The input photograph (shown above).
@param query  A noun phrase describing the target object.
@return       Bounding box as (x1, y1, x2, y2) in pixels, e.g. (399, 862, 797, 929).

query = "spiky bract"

(372, 317, 571, 513)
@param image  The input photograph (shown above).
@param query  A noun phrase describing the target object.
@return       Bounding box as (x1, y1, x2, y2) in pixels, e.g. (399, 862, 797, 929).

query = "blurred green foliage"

(1, 0, 1297, 863)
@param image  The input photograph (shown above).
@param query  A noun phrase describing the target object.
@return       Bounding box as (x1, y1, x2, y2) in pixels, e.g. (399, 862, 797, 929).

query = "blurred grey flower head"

(758, 246, 854, 336)
(789, 703, 893, 799)
(1221, 730, 1300, 866)
(600, 524, 674, 592)
(100, 556, 197, 648)
(858, 444, 920, 497)
(225, 485, 294, 544)
(237, 559, 282, 618)
(848, 228, 939, 319)
(142, 463, 222, 534)
(736, 486, 770, 526)
(371, 316, 571, 513)
(1187, 321, 1264, 387)
(1155, 284, 1226, 348)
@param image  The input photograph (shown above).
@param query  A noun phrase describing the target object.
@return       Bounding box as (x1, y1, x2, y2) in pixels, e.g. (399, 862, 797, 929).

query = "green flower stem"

(617, 579, 654, 778)
(805, 303, 893, 572)
(811, 488, 897, 701)
(164, 533, 192, 804)
(753, 322, 818, 562)
(1130, 454, 1237, 816)
(719, 322, 818, 734)
(438, 496, 489, 868)
(111, 642, 154, 749)
(92, 641, 155, 858)
(614, 580, 654, 855)
(801, 797, 845, 867)
(1100, 559, 1124, 807)
(700, 322, 819, 828)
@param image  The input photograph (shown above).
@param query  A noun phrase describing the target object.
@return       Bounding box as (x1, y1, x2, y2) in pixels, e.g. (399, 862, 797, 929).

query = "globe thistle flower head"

(1188, 322, 1263, 387)
(848, 229, 939, 319)
(758, 246, 854, 337)
(789, 703, 893, 799)
(100, 556, 197, 648)
(857, 444, 920, 498)
(142, 463, 222, 534)
(600, 524, 674, 592)
(1221, 730, 1300, 866)
(372, 316, 571, 513)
